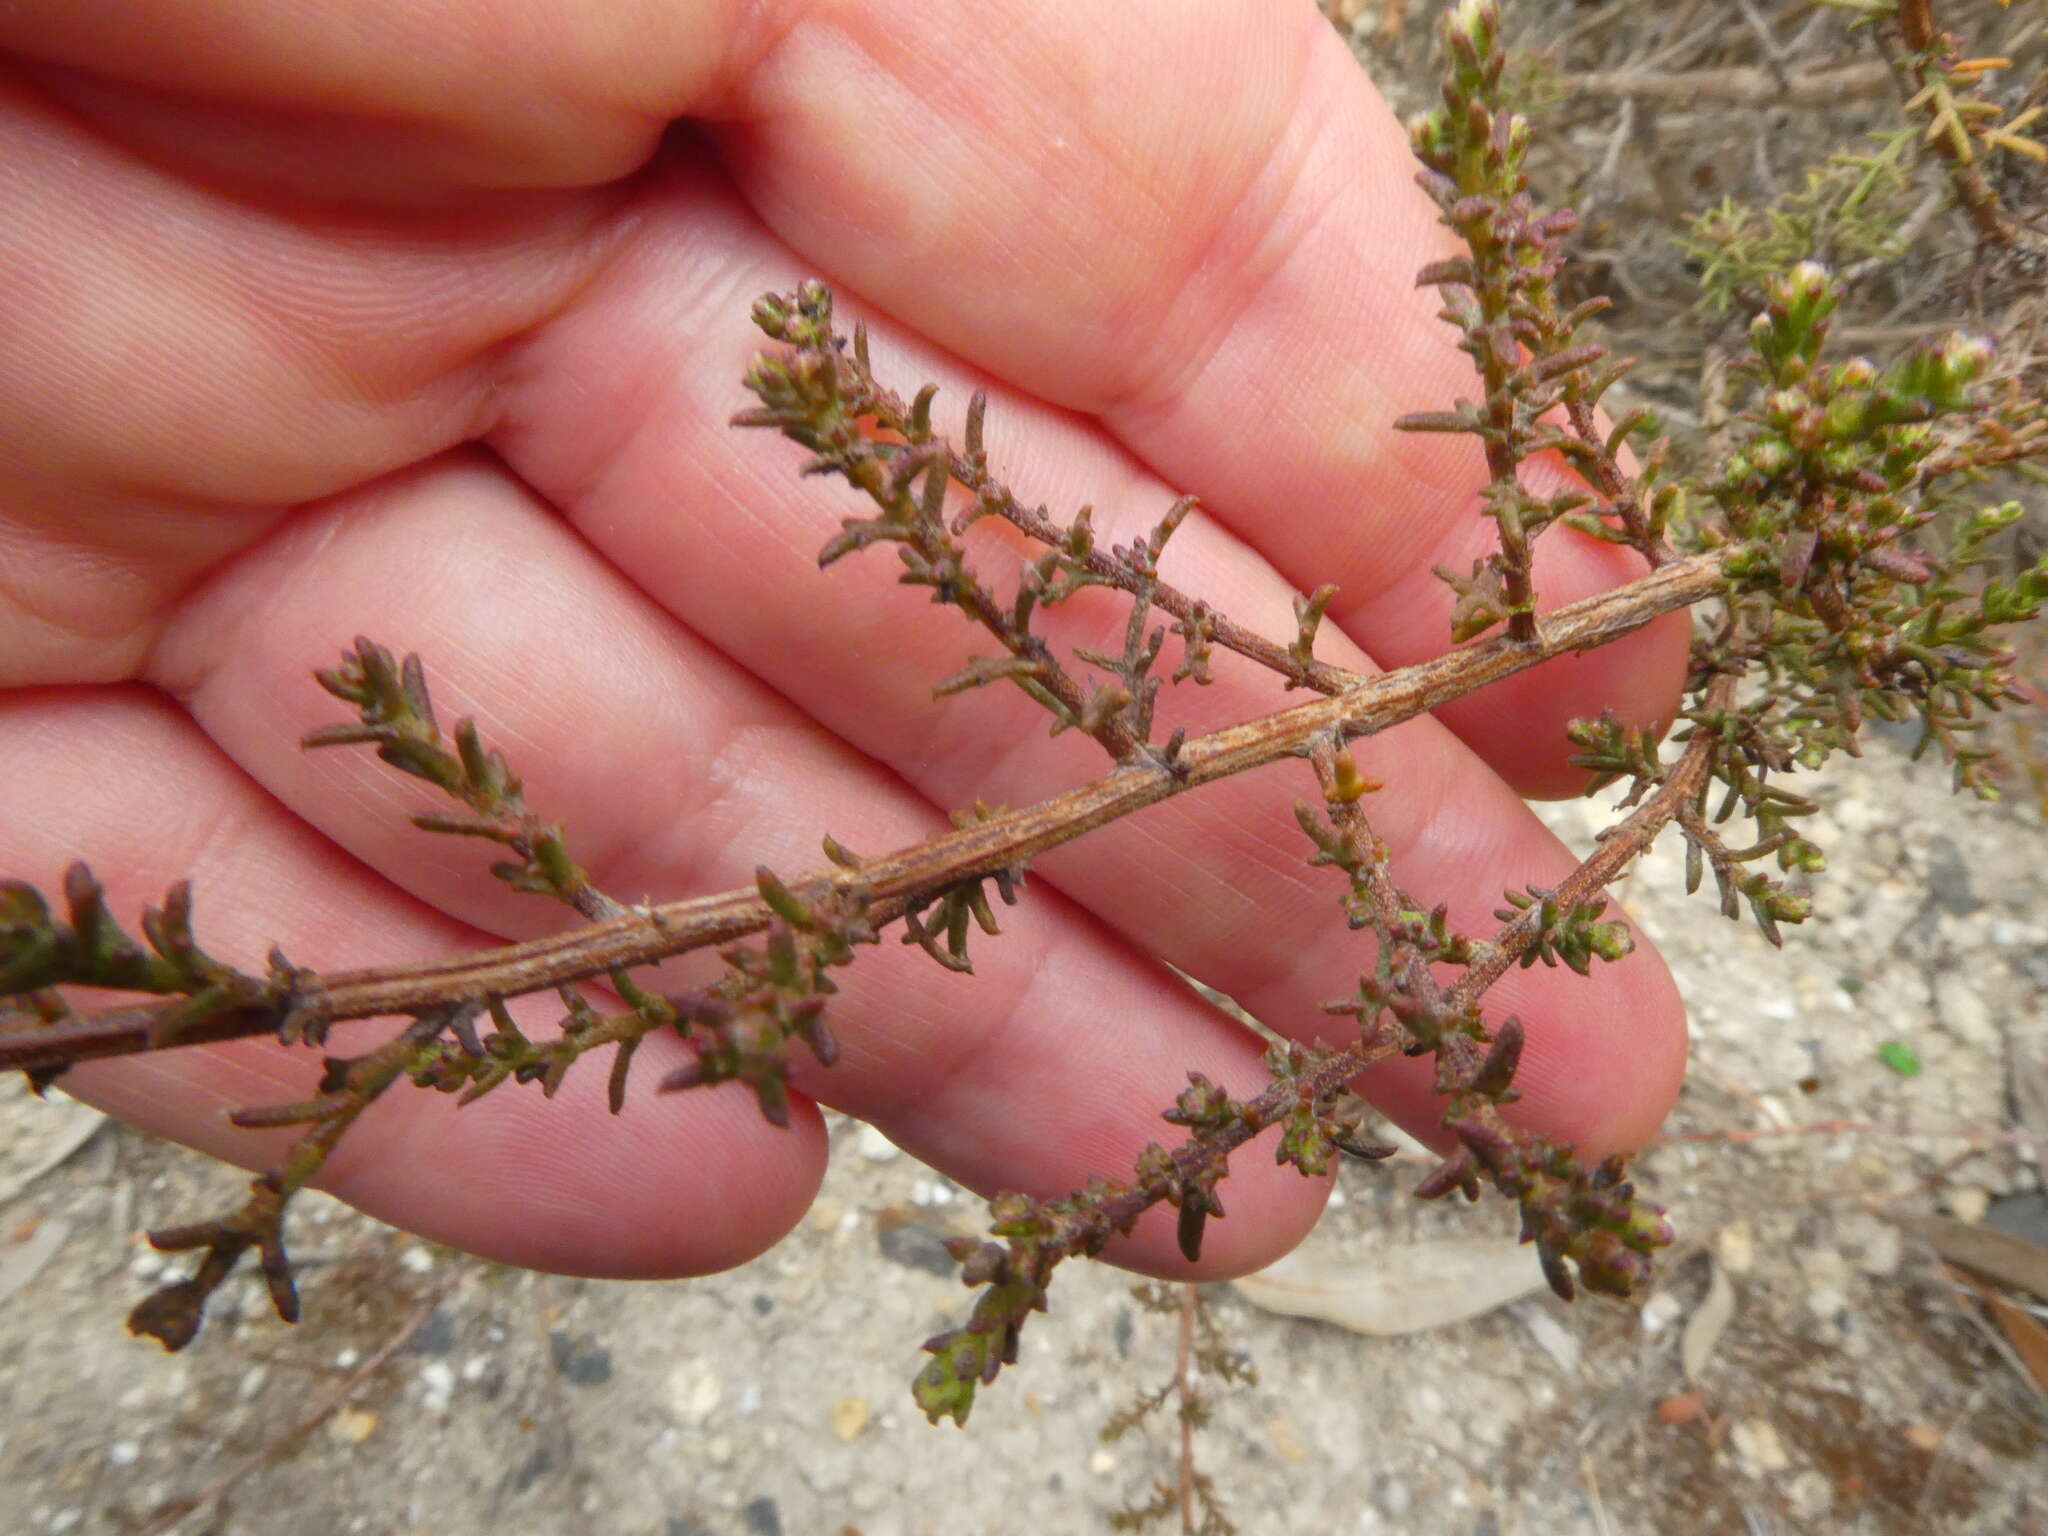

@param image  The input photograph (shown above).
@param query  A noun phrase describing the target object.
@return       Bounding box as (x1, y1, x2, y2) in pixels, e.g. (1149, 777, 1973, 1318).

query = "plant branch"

(949, 455, 1363, 697)
(135, 1292, 440, 1536)
(1174, 1283, 1198, 1536)
(1449, 672, 1734, 1009)
(0, 552, 1723, 1077)
(1876, 6, 2018, 248)
(1558, 61, 1892, 108)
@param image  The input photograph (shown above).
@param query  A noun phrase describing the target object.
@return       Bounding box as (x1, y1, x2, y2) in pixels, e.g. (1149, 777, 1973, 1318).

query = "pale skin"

(0, 1, 1689, 1289)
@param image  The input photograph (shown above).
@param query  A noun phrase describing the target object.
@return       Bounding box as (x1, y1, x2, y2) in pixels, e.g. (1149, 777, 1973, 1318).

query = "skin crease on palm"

(0, 1, 1692, 1291)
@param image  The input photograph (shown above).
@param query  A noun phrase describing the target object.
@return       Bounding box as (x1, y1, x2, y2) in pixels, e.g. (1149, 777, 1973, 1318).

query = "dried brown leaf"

(1887, 1211, 2048, 1304)
(1681, 1257, 1737, 1385)
(0, 1216, 70, 1306)
(1234, 1238, 1546, 1335)
(1980, 1290, 2048, 1402)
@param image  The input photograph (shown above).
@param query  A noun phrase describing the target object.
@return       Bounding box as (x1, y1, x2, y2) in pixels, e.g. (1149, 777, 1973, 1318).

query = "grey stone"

(875, 1220, 954, 1278)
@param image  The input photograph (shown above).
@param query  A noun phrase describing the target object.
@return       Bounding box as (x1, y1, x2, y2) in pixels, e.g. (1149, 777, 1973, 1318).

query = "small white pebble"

(398, 1246, 435, 1274)
(667, 1359, 722, 1425)
(1806, 1286, 1850, 1322)
(855, 1124, 901, 1162)
(333, 1349, 360, 1371)
(1732, 1417, 1791, 1475)
(1376, 1479, 1413, 1518)
(1639, 1292, 1683, 1334)
(1944, 1186, 1991, 1224)
(1090, 1449, 1117, 1476)
(1717, 1224, 1756, 1275)
(460, 1356, 488, 1383)
(107, 1442, 140, 1468)
(1856, 1222, 1903, 1278)
(419, 1362, 455, 1398)
(49, 1511, 82, 1534)
(1788, 1470, 1833, 1518)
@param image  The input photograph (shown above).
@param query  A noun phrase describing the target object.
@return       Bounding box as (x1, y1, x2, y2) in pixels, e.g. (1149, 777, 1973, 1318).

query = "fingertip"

(1505, 946, 1690, 1158)
(1450, 608, 1691, 804)
(1356, 933, 1689, 1165)
(1104, 1148, 1335, 1283)
(73, 1030, 830, 1280)
(336, 1061, 832, 1278)
(1405, 516, 1691, 801)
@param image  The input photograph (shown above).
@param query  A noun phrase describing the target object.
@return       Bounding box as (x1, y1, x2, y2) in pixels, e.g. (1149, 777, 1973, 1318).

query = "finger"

(0, 68, 612, 683)
(0, 0, 721, 195)
(147, 451, 1331, 1279)
(0, 686, 824, 1278)
(703, 0, 1691, 793)
(491, 168, 1687, 1158)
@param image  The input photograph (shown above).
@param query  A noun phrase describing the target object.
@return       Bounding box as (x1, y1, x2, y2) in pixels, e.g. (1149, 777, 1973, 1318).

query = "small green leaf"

(1876, 1041, 1922, 1078)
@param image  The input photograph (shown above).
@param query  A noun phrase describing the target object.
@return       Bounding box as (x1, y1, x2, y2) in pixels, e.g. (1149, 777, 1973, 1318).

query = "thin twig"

(1446, 672, 1736, 1013)
(1558, 61, 1891, 108)
(1733, 0, 1791, 94)
(1875, 21, 2017, 248)
(1580, 1450, 1616, 1536)
(1662, 1119, 2043, 1148)
(137, 1292, 440, 1535)
(1175, 1283, 1198, 1536)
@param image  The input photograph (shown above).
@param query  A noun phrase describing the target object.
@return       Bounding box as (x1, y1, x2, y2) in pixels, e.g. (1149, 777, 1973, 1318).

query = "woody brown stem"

(1877, 13, 2017, 249)
(1898, 0, 1934, 51)
(0, 551, 1723, 1075)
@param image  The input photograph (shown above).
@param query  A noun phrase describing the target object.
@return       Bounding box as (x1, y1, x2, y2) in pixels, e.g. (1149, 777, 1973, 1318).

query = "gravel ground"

(2, 735, 2044, 1536)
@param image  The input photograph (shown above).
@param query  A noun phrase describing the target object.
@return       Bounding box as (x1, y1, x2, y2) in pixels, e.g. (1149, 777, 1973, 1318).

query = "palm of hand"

(0, 0, 1685, 1282)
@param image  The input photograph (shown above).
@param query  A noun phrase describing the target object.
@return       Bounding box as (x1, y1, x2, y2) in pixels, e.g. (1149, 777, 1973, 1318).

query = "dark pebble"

(876, 1221, 955, 1278)
(405, 1309, 458, 1356)
(548, 1330, 615, 1386)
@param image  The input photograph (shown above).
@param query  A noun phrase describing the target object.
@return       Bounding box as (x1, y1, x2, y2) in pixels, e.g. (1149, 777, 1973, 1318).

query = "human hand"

(0, 0, 1687, 1284)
